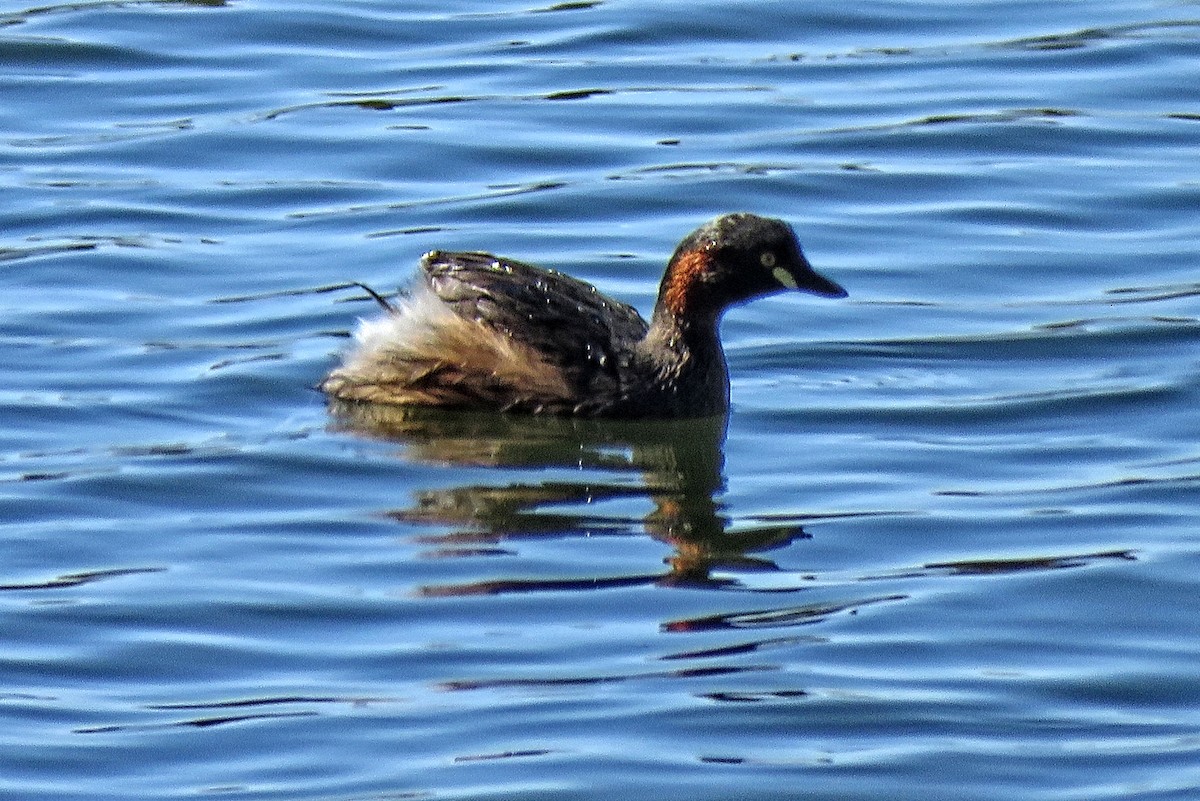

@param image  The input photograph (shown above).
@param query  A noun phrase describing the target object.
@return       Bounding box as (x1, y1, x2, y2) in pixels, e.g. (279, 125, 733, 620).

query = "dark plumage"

(321, 213, 847, 418)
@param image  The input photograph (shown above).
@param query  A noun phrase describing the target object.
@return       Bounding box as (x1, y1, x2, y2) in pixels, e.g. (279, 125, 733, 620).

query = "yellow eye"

(760, 251, 777, 268)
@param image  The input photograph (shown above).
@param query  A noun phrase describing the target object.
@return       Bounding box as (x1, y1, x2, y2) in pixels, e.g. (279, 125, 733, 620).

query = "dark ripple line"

(922, 549, 1136, 576)
(418, 572, 660, 598)
(824, 323, 1200, 363)
(605, 160, 848, 183)
(148, 695, 395, 710)
(8, 120, 195, 149)
(661, 635, 820, 661)
(789, 19, 1200, 65)
(1104, 283, 1200, 305)
(1036, 316, 1197, 332)
(746, 510, 920, 524)
(75, 710, 317, 735)
(449, 0, 600, 18)
(998, 18, 1200, 51)
(862, 549, 1139, 583)
(439, 664, 772, 692)
(259, 84, 770, 124)
(794, 383, 1190, 430)
(0, 235, 156, 263)
(663, 594, 906, 633)
(454, 749, 555, 763)
(0, 566, 164, 591)
(287, 180, 567, 219)
(700, 689, 808, 704)
(0, 0, 226, 29)
(256, 95, 472, 123)
(821, 107, 1081, 136)
(936, 472, 1199, 499)
(0, 242, 96, 263)
(1008, 285, 1200, 310)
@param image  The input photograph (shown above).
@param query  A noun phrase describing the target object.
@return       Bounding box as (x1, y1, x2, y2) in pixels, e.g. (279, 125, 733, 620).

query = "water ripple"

(4, 1, 1199, 798)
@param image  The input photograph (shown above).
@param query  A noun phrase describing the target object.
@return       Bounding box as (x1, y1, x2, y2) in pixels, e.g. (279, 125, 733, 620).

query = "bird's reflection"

(327, 401, 810, 593)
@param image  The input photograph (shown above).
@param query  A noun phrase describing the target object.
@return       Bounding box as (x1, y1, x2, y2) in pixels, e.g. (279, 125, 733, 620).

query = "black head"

(667, 213, 848, 310)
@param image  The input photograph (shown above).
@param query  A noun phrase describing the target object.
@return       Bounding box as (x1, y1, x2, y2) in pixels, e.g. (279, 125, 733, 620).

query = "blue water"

(3, 1, 1199, 799)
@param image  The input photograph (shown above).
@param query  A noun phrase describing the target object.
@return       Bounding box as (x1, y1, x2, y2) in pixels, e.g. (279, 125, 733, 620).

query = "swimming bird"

(322, 212, 846, 418)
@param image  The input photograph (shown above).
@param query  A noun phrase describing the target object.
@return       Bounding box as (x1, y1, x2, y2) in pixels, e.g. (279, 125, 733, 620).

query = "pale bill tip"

(771, 266, 799, 289)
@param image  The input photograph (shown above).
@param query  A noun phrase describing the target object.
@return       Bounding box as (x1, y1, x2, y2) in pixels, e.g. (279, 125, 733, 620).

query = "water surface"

(2, 1, 1198, 799)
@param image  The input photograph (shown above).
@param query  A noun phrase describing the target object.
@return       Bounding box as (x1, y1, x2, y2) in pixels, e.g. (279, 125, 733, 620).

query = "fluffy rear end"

(321, 283, 574, 412)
